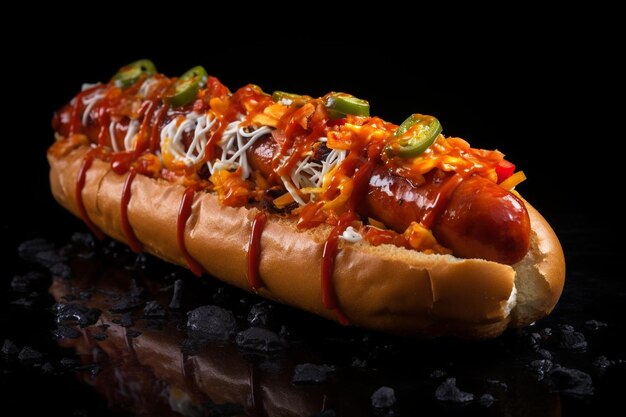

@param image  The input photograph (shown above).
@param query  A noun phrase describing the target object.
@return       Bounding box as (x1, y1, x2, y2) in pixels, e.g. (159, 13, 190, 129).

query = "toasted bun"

(48, 144, 565, 338)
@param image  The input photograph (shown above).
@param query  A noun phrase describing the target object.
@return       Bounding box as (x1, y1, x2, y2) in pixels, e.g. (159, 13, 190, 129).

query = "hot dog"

(48, 60, 565, 338)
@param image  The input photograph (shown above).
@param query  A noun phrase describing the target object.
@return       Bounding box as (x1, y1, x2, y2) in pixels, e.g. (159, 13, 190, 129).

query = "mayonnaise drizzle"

(340, 226, 362, 243)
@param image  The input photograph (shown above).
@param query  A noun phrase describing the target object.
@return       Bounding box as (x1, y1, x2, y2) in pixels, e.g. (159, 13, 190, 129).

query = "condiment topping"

(51, 60, 528, 323)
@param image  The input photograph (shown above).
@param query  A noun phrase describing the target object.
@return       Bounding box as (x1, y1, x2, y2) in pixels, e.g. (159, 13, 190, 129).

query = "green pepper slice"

(384, 114, 442, 158)
(165, 66, 209, 107)
(272, 90, 308, 106)
(325, 92, 370, 119)
(112, 59, 157, 88)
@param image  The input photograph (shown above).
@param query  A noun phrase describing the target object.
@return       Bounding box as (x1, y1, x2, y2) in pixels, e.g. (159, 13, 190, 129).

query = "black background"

(5, 11, 621, 248)
(3, 8, 624, 417)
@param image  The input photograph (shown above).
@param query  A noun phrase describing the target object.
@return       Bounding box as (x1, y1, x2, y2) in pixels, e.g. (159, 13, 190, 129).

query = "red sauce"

(110, 151, 135, 175)
(135, 100, 156, 153)
(53, 69, 529, 321)
(69, 85, 101, 136)
(247, 212, 268, 290)
(149, 103, 169, 153)
(420, 173, 463, 229)
(96, 109, 110, 147)
(120, 169, 142, 253)
(298, 137, 379, 323)
(203, 116, 224, 162)
(177, 186, 203, 277)
(76, 151, 105, 240)
(321, 213, 354, 326)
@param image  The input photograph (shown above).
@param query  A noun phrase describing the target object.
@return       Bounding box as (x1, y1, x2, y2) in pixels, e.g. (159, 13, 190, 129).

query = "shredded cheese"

(160, 112, 217, 167)
(206, 117, 272, 179)
(81, 91, 104, 126)
(280, 176, 306, 205)
(108, 119, 140, 153)
(499, 171, 527, 191)
(123, 120, 140, 151)
(390, 136, 505, 184)
(81, 82, 101, 91)
(272, 192, 296, 208)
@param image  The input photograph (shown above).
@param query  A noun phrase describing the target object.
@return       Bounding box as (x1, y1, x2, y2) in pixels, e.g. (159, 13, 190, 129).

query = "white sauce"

(340, 226, 363, 243)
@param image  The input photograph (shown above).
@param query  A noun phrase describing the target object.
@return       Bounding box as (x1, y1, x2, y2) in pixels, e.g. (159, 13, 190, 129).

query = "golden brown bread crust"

(48, 143, 565, 338)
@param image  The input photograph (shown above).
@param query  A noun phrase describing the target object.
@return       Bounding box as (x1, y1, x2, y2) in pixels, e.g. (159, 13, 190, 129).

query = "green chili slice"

(112, 59, 157, 88)
(325, 93, 370, 118)
(384, 114, 442, 158)
(272, 90, 309, 106)
(165, 66, 209, 107)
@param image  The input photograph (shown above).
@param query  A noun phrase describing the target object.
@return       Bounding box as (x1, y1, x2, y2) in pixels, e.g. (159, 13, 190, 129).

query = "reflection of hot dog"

(49, 252, 562, 417)
(51, 297, 332, 416)
(48, 60, 565, 338)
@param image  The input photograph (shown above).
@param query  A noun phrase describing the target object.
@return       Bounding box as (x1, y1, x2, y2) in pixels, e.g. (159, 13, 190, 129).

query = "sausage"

(57, 102, 531, 265)
(364, 166, 530, 264)
(48, 65, 566, 337)
(434, 176, 530, 265)
(248, 135, 279, 183)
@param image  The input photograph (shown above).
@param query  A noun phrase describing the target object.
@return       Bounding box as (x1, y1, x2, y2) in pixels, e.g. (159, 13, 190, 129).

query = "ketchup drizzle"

(136, 100, 156, 153)
(54, 70, 508, 329)
(420, 173, 463, 229)
(247, 212, 268, 290)
(120, 169, 142, 253)
(76, 152, 105, 240)
(69, 85, 100, 136)
(177, 187, 203, 277)
(321, 213, 354, 326)
(149, 103, 169, 153)
(96, 109, 110, 147)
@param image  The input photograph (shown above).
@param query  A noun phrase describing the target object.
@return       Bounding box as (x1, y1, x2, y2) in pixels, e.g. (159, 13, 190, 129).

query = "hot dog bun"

(48, 143, 565, 339)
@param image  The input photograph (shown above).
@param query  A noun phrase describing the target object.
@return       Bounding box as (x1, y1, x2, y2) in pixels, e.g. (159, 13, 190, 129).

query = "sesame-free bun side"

(509, 202, 566, 327)
(48, 144, 565, 339)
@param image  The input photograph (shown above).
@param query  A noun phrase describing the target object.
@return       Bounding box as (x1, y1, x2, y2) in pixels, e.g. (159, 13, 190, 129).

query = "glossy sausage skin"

(248, 136, 279, 183)
(56, 103, 531, 265)
(364, 166, 530, 265)
(434, 176, 530, 264)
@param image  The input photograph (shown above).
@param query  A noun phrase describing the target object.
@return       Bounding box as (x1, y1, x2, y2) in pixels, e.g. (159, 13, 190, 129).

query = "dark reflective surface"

(2, 215, 625, 417)
(3, 20, 623, 417)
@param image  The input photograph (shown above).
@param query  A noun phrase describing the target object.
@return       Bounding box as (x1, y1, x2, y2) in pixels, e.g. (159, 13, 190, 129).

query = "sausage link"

(364, 166, 530, 265)
(434, 175, 530, 264)
(56, 99, 531, 265)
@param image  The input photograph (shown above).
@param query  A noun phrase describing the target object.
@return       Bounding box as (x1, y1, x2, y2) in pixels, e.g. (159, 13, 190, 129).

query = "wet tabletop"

(3, 28, 624, 417)
(1, 213, 625, 417)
